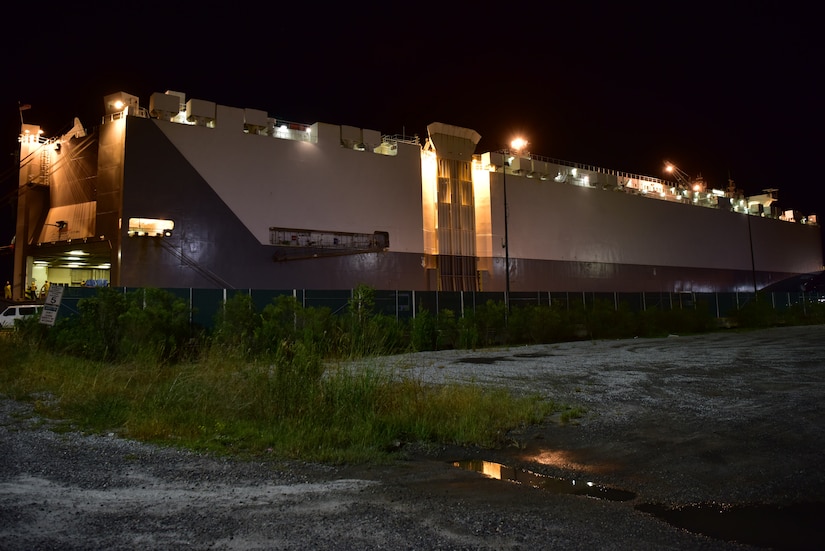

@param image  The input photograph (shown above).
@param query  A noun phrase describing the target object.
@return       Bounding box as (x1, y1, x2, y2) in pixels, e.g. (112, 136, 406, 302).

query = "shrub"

(474, 300, 507, 346)
(456, 311, 479, 350)
(409, 308, 437, 351)
(211, 293, 260, 355)
(23, 287, 192, 363)
(508, 304, 564, 344)
(118, 288, 192, 363)
(734, 295, 780, 328)
(256, 295, 303, 356)
(783, 299, 825, 325)
(306, 285, 403, 359)
(584, 299, 636, 340)
(436, 309, 458, 350)
(49, 287, 129, 361)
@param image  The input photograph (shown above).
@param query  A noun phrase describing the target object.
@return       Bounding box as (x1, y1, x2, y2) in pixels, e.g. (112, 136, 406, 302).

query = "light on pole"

(503, 137, 527, 324)
(503, 153, 510, 321)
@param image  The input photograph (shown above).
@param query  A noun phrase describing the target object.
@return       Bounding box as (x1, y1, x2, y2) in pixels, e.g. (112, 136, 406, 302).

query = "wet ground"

(2, 325, 824, 549)
(366, 324, 825, 549)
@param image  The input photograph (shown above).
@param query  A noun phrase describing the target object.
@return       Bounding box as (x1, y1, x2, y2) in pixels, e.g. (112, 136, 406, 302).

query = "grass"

(0, 339, 561, 464)
(559, 405, 587, 423)
(5, 285, 821, 465)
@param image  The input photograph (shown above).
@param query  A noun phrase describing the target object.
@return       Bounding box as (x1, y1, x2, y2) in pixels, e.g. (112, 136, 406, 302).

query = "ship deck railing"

(495, 149, 818, 225)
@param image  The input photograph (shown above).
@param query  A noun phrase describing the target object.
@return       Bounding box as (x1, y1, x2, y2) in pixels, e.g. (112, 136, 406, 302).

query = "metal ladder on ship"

(39, 145, 50, 186)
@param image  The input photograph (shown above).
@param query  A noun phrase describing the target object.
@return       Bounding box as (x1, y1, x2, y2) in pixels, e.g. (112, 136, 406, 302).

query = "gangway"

(269, 227, 389, 261)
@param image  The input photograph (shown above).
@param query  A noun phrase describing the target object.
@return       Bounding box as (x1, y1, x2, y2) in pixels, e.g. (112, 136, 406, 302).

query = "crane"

(664, 161, 706, 193)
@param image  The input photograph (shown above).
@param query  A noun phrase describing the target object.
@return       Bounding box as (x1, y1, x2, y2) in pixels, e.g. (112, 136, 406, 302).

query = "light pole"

(746, 207, 758, 294)
(503, 138, 527, 324)
(503, 153, 510, 322)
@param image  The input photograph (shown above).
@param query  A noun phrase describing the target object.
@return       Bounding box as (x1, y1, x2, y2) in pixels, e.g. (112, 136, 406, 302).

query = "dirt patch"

(2, 325, 824, 549)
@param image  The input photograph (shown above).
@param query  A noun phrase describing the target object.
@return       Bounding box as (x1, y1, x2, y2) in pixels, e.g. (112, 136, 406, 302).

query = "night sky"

(2, 3, 822, 279)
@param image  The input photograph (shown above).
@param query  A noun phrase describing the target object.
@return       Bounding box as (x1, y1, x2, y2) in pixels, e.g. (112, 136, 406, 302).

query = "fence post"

(292, 289, 297, 330)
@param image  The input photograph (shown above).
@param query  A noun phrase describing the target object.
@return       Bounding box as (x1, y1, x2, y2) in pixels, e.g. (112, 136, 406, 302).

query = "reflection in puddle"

(454, 459, 825, 548)
(526, 449, 618, 475)
(452, 459, 636, 502)
(636, 501, 825, 550)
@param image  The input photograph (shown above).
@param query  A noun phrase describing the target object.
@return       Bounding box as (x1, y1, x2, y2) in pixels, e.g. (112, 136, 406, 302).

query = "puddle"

(455, 356, 512, 365)
(636, 501, 825, 550)
(452, 459, 635, 502)
(454, 459, 825, 549)
(455, 353, 551, 364)
(512, 352, 552, 358)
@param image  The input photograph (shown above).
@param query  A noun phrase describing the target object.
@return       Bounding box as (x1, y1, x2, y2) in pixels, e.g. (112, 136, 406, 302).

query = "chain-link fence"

(43, 287, 824, 330)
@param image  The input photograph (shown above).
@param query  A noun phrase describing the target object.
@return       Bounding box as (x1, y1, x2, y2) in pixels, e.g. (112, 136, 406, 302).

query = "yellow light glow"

(472, 160, 492, 268)
(527, 449, 618, 474)
(420, 149, 439, 255)
(511, 137, 527, 151)
(481, 461, 503, 479)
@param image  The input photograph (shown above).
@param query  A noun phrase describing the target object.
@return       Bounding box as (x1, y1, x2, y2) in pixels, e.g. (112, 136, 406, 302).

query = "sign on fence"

(39, 286, 64, 326)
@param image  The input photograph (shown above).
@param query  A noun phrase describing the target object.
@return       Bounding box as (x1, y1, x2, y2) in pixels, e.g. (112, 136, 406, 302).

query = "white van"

(0, 304, 43, 328)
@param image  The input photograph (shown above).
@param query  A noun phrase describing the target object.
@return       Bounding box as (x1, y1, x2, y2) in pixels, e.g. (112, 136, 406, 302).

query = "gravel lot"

(2, 325, 824, 550)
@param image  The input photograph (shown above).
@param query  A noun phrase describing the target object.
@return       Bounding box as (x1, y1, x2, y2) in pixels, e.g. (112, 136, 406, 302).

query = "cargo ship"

(10, 90, 822, 299)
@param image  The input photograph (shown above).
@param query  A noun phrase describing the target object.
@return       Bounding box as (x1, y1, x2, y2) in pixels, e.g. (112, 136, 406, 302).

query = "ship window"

(128, 217, 174, 237)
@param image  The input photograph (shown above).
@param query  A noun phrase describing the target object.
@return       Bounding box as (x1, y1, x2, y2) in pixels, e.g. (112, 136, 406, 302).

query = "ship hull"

(13, 93, 823, 295)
